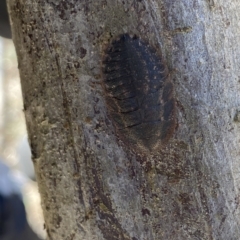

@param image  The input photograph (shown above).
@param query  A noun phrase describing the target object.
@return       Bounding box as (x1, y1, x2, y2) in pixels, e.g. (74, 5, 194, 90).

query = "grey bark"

(7, 0, 240, 239)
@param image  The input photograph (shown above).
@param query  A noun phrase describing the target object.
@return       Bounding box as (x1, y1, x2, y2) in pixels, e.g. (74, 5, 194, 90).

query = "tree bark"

(7, 0, 240, 239)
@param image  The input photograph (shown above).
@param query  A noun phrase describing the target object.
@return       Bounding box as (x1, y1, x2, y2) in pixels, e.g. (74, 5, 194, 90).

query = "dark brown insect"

(102, 34, 176, 152)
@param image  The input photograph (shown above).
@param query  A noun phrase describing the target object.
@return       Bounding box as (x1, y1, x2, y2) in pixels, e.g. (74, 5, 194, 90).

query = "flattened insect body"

(102, 34, 176, 152)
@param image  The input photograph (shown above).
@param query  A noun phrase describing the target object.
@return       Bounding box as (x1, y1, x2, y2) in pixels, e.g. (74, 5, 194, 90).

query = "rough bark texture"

(7, 0, 240, 239)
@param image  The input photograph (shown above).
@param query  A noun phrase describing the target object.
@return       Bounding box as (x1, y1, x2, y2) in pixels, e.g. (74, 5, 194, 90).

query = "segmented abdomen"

(102, 34, 176, 151)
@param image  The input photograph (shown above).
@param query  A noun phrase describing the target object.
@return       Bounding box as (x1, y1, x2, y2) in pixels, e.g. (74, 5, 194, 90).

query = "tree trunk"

(7, 0, 240, 239)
